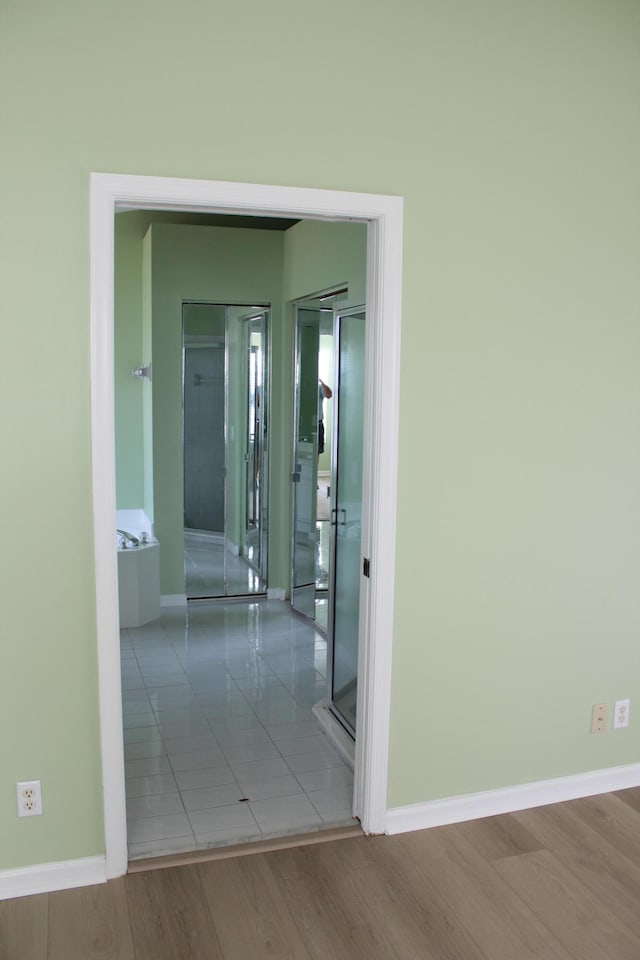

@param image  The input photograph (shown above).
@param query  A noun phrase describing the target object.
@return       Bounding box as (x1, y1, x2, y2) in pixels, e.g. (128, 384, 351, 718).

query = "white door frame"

(90, 172, 403, 878)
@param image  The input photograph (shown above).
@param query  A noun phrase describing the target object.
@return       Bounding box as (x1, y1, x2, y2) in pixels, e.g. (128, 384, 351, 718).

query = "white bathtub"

(116, 508, 154, 541)
(116, 510, 160, 628)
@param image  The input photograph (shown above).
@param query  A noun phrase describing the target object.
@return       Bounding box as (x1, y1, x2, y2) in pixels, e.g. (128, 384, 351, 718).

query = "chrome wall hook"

(132, 363, 152, 381)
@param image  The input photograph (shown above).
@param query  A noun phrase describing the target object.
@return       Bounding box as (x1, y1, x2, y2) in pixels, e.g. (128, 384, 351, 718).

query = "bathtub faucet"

(117, 529, 140, 547)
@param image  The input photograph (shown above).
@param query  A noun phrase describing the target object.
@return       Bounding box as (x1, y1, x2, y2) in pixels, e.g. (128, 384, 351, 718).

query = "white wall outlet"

(614, 698, 630, 729)
(591, 703, 609, 733)
(16, 780, 42, 817)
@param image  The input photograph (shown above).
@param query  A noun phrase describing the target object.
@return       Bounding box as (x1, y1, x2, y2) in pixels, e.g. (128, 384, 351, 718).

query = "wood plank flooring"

(2, 788, 640, 959)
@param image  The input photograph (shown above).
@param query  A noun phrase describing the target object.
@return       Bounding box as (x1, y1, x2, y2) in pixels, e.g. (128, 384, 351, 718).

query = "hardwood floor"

(2, 788, 640, 959)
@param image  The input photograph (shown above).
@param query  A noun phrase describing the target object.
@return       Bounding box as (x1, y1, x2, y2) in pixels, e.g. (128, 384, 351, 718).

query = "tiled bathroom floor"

(121, 599, 356, 860)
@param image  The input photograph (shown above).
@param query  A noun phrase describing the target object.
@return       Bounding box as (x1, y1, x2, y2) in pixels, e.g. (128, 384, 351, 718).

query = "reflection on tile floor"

(184, 532, 265, 598)
(121, 599, 355, 860)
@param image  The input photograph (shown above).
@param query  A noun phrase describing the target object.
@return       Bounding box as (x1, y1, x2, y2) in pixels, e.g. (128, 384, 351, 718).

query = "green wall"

(1, 0, 639, 871)
(148, 223, 285, 595)
(141, 227, 154, 522)
(114, 214, 145, 507)
(283, 221, 367, 306)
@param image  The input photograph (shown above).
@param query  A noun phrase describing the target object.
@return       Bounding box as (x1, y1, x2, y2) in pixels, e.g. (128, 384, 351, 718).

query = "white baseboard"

(184, 528, 223, 544)
(386, 762, 640, 835)
(0, 855, 107, 901)
(312, 702, 355, 770)
(267, 588, 287, 600)
(160, 594, 187, 607)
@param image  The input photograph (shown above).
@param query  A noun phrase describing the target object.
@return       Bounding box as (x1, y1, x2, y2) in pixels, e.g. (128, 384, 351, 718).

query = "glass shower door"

(243, 311, 268, 581)
(182, 302, 269, 599)
(182, 303, 227, 598)
(329, 306, 366, 735)
(291, 309, 320, 619)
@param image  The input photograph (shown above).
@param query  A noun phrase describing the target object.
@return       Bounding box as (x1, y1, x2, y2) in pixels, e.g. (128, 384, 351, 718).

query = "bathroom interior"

(115, 212, 367, 860)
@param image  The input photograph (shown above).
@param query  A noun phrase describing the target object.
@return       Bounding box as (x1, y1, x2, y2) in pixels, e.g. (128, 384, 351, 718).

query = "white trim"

(385, 763, 640, 835)
(267, 587, 287, 600)
(353, 187, 402, 835)
(90, 172, 403, 877)
(0, 855, 106, 901)
(160, 593, 187, 607)
(98, 172, 400, 220)
(184, 528, 224, 544)
(90, 177, 128, 881)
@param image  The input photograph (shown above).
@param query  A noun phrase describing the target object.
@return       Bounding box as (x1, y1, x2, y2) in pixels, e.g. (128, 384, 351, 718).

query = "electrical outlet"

(614, 698, 630, 729)
(591, 703, 609, 733)
(16, 780, 42, 817)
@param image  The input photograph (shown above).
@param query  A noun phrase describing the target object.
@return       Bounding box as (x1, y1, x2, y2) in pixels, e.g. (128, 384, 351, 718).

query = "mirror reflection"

(291, 295, 365, 736)
(182, 302, 269, 599)
(329, 306, 366, 734)
(291, 299, 338, 629)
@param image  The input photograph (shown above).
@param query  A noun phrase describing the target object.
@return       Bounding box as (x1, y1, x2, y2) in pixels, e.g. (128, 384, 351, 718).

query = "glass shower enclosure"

(182, 302, 269, 599)
(291, 301, 366, 738)
(328, 306, 365, 734)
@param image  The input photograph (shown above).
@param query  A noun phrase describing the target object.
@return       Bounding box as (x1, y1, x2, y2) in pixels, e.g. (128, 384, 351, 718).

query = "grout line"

(123, 601, 355, 860)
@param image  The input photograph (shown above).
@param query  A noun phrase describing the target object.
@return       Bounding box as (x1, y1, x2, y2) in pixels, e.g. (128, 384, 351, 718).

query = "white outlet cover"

(614, 698, 630, 729)
(17, 779, 42, 817)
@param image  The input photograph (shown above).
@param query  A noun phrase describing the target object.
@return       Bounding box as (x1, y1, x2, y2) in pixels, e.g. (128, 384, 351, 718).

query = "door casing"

(90, 172, 403, 877)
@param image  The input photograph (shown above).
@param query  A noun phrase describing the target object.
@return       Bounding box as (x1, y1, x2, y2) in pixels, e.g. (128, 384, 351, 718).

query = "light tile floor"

(121, 599, 355, 860)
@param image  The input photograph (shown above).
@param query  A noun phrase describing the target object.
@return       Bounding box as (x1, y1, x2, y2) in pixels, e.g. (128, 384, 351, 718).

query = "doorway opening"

(91, 173, 402, 878)
(119, 218, 368, 860)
